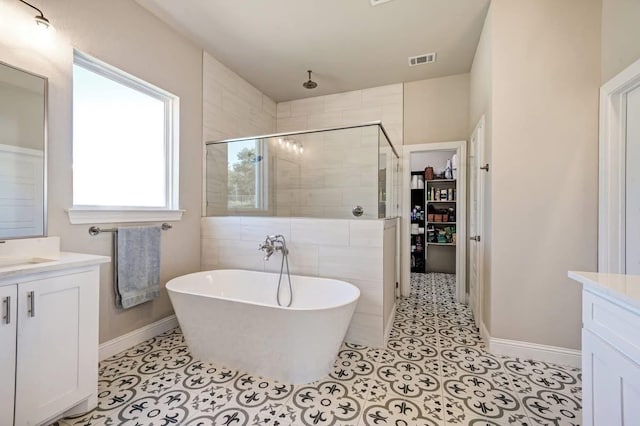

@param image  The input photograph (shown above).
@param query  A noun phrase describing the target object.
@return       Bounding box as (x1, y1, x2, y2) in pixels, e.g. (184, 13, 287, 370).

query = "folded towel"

(114, 225, 161, 309)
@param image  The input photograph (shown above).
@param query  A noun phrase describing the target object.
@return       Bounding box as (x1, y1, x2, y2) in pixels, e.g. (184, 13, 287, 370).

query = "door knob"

(470, 235, 481, 242)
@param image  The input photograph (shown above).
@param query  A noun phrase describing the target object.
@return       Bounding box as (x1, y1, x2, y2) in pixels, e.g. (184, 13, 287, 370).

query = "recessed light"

(370, 0, 395, 6)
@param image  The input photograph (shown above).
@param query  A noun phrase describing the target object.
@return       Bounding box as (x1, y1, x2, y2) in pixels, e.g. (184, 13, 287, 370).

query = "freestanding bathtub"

(166, 269, 360, 384)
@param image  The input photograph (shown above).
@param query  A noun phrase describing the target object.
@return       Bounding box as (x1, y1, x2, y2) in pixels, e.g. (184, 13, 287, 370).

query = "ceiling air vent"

(408, 53, 437, 67)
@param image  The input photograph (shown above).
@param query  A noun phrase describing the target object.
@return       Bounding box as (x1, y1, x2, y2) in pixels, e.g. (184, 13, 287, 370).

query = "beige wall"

(404, 73, 470, 145)
(489, 0, 600, 349)
(469, 4, 493, 328)
(0, 0, 203, 343)
(601, 0, 640, 83)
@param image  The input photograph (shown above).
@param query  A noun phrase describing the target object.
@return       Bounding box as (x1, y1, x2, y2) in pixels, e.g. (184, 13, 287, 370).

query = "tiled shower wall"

(201, 216, 397, 347)
(276, 83, 403, 145)
(203, 52, 277, 216)
(273, 125, 380, 219)
(275, 85, 403, 219)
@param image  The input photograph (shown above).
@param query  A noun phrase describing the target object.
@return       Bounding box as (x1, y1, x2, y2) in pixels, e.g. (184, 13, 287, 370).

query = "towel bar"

(88, 223, 172, 236)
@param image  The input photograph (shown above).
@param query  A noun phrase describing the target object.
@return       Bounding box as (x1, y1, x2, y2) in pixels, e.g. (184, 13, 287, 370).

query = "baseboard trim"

(99, 315, 178, 361)
(480, 321, 581, 368)
(384, 303, 397, 346)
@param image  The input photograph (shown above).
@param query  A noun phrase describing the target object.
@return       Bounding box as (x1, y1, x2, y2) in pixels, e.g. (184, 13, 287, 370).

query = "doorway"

(401, 141, 467, 302)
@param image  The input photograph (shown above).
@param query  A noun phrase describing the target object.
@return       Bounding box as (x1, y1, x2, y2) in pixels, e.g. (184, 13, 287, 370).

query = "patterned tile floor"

(57, 273, 582, 425)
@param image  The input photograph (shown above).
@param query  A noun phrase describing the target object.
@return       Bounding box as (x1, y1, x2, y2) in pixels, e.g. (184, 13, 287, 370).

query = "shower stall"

(201, 122, 400, 347)
(205, 122, 399, 220)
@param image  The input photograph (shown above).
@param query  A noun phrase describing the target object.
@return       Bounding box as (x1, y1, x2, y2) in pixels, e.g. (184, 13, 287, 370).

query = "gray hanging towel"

(114, 225, 161, 309)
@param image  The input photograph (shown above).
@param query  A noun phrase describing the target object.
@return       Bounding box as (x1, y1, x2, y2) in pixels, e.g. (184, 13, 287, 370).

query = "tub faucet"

(259, 241, 275, 260)
(258, 235, 288, 261)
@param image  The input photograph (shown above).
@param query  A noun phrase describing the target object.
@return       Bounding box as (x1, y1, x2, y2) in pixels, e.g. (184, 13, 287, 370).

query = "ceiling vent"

(408, 53, 437, 67)
(370, 0, 394, 6)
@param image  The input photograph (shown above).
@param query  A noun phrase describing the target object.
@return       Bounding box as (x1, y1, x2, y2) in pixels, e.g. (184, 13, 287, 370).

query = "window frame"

(67, 50, 183, 224)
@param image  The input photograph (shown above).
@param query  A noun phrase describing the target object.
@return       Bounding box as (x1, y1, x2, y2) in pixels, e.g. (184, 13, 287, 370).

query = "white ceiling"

(136, 0, 490, 102)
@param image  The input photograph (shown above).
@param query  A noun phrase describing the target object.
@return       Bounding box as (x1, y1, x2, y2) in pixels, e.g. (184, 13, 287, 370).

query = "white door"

(15, 270, 99, 425)
(626, 86, 640, 273)
(469, 117, 485, 328)
(0, 285, 17, 423)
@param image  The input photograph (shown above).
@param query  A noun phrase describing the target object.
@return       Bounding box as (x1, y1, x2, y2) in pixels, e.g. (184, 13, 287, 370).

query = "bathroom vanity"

(0, 238, 109, 426)
(568, 271, 640, 425)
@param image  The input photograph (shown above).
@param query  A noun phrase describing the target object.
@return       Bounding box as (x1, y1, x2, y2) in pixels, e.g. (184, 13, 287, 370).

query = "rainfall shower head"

(302, 70, 317, 89)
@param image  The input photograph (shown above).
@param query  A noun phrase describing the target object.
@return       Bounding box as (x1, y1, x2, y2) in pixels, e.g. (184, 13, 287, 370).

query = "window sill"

(67, 208, 185, 225)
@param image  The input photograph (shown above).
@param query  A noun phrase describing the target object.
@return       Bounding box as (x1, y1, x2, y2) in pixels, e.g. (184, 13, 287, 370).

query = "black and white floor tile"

(55, 273, 581, 425)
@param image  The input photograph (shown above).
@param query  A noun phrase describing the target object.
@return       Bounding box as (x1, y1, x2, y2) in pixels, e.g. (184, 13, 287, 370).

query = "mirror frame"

(0, 60, 48, 240)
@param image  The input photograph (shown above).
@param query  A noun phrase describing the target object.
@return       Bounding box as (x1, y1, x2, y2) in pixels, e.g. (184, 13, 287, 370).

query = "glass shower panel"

(378, 126, 399, 218)
(205, 123, 399, 219)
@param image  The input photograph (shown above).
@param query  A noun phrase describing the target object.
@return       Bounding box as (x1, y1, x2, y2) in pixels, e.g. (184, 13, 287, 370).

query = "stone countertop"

(0, 252, 110, 284)
(569, 271, 640, 311)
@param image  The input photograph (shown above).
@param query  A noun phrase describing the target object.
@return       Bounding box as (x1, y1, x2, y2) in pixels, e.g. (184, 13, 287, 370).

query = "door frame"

(599, 57, 640, 273)
(401, 141, 467, 302)
(469, 116, 486, 327)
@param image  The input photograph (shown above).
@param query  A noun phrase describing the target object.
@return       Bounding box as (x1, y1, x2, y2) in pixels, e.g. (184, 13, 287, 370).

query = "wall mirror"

(0, 61, 47, 239)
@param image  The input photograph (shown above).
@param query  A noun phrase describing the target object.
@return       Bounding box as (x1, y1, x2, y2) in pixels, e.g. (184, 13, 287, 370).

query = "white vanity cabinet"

(0, 284, 17, 423)
(569, 271, 640, 426)
(0, 253, 108, 426)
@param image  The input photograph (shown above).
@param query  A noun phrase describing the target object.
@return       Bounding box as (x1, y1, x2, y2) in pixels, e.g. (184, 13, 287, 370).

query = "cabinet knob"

(470, 235, 481, 242)
(352, 205, 364, 217)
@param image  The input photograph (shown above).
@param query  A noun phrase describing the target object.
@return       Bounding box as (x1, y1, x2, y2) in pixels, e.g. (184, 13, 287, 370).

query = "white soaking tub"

(166, 269, 360, 384)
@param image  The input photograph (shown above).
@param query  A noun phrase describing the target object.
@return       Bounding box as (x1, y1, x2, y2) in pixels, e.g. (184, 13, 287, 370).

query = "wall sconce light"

(17, 0, 52, 29)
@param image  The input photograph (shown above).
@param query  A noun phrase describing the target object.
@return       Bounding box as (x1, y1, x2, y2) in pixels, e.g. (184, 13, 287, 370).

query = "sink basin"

(0, 257, 55, 268)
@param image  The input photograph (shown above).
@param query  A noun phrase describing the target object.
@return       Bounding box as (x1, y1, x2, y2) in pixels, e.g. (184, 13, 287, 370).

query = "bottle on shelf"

(445, 159, 453, 180)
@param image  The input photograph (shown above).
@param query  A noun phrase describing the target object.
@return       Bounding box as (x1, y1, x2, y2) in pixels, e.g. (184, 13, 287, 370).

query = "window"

(68, 51, 182, 224)
(226, 139, 268, 211)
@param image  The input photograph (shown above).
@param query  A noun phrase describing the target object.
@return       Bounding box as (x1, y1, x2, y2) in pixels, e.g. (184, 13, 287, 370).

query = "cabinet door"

(0, 285, 17, 424)
(582, 328, 640, 426)
(14, 269, 99, 425)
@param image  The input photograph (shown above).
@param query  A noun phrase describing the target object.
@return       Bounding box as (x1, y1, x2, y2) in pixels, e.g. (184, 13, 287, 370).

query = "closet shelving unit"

(425, 178, 457, 271)
(410, 171, 426, 273)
